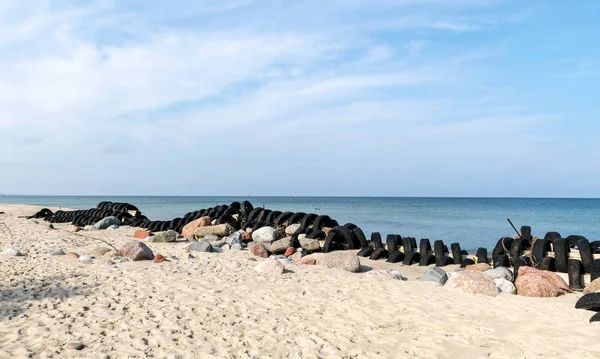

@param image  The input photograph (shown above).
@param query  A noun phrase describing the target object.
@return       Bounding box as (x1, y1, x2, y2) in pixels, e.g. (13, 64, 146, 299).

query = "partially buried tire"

(357, 246, 374, 258)
(386, 250, 405, 263)
(371, 232, 384, 249)
(568, 259, 584, 291)
(591, 259, 600, 282)
(539, 257, 556, 272)
(493, 237, 513, 257)
(420, 239, 432, 256)
(369, 248, 389, 260)
(450, 243, 463, 265)
(419, 254, 436, 266)
(352, 227, 369, 249)
(531, 238, 551, 268)
(578, 239, 594, 274)
(434, 240, 445, 261)
(553, 238, 569, 273)
(476, 248, 488, 264)
(460, 258, 476, 268)
(575, 293, 600, 311)
(403, 251, 420, 266)
(493, 254, 510, 268)
(436, 256, 454, 267)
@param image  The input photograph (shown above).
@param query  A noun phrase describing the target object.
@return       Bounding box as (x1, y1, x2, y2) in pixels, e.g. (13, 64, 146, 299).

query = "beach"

(1, 204, 599, 359)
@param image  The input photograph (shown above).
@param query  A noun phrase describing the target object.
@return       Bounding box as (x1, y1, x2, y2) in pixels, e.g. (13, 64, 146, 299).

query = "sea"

(2, 196, 599, 251)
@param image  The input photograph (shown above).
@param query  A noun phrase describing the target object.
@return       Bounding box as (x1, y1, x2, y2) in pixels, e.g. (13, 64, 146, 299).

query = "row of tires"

(41, 202, 148, 228)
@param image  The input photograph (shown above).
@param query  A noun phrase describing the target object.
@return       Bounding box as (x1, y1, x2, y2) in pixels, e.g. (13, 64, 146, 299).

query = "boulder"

(0, 248, 23, 256)
(447, 271, 499, 297)
(514, 266, 572, 297)
(117, 242, 155, 261)
(284, 247, 296, 257)
(317, 252, 361, 273)
(254, 259, 285, 276)
(285, 224, 301, 236)
(483, 267, 514, 282)
(133, 230, 152, 239)
(495, 278, 516, 294)
(270, 237, 293, 254)
(465, 263, 492, 272)
(298, 257, 317, 265)
(365, 269, 405, 280)
(299, 237, 321, 252)
(149, 230, 177, 243)
(182, 217, 212, 238)
(252, 227, 279, 244)
(226, 232, 243, 245)
(204, 234, 219, 242)
(153, 254, 167, 264)
(48, 249, 65, 256)
(93, 216, 121, 230)
(184, 240, 213, 253)
(249, 243, 269, 258)
(193, 224, 235, 240)
(420, 267, 448, 285)
(584, 278, 600, 294)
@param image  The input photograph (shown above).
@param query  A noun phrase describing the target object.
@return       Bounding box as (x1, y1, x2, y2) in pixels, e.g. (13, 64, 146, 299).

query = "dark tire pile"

(33, 202, 148, 227)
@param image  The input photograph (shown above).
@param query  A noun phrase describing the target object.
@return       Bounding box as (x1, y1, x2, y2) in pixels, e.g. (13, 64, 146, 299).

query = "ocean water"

(2, 196, 600, 250)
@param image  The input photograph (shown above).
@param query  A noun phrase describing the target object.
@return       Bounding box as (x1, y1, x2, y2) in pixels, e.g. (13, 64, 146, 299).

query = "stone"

(285, 224, 301, 236)
(117, 242, 155, 261)
(242, 232, 252, 242)
(93, 216, 121, 230)
(187, 253, 195, 260)
(79, 255, 95, 261)
(365, 269, 405, 280)
(0, 248, 23, 256)
(209, 239, 227, 248)
(49, 249, 65, 256)
(84, 225, 94, 231)
(222, 244, 231, 250)
(284, 247, 296, 257)
(182, 217, 212, 238)
(66, 343, 84, 351)
(116, 257, 129, 263)
(298, 234, 306, 240)
(299, 237, 321, 252)
(289, 251, 304, 263)
(584, 278, 600, 294)
(420, 267, 448, 285)
(204, 234, 219, 242)
(495, 278, 517, 294)
(298, 257, 317, 265)
(107, 225, 119, 230)
(133, 229, 152, 239)
(153, 254, 167, 263)
(514, 266, 572, 297)
(254, 259, 285, 275)
(231, 243, 243, 251)
(317, 252, 361, 273)
(70, 225, 82, 233)
(249, 243, 269, 258)
(483, 267, 514, 282)
(91, 247, 112, 257)
(252, 227, 279, 244)
(270, 237, 293, 254)
(270, 255, 295, 266)
(149, 230, 177, 243)
(226, 232, 243, 245)
(465, 263, 492, 272)
(247, 241, 256, 248)
(184, 240, 213, 253)
(65, 252, 80, 259)
(193, 224, 235, 240)
(447, 271, 499, 297)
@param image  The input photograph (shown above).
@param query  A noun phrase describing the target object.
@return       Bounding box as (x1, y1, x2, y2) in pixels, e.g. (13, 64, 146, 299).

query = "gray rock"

(299, 237, 321, 251)
(226, 232, 243, 245)
(222, 244, 231, 250)
(252, 227, 279, 244)
(66, 343, 84, 350)
(49, 249, 65, 256)
(193, 224, 236, 239)
(484, 267, 514, 282)
(269, 237, 293, 254)
(93, 216, 121, 230)
(365, 269, 406, 280)
(150, 230, 178, 243)
(209, 239, 227, 248)
(317, 252, 360, 273)
(187, 253, 195, 260)
(494, 278, 517, 294)
(420, 267, 448, 285)
(115, 257, 129, 263)
(285, 224, 301, 236)
(79, 255, 95, 261)
(247, 241, 256, 248)
(204, 234, 220, 242)
(0, 248, 23, 256)
(107, 225, 119, 230)
(231, 243, 243, 251)
(185, 240, 213, 253)
(270, 255, 296, 266)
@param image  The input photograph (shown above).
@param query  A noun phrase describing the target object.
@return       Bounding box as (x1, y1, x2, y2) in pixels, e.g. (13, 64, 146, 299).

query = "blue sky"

(0, 0, 599, 197)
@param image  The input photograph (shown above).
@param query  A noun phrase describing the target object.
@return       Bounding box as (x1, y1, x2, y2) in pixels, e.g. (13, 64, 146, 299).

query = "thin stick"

(69, 231, 119, 252)
(0, 222, 14, 241)
(507, 218, 521, 238)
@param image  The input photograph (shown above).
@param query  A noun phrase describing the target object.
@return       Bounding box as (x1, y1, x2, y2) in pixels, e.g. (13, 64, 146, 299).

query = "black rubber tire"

(436, 256, 454, 267)
(386, 235, 399, 252)
(386, 250, 405, 263)
(434, 240, 445, 261)
(539, 257, 556, 272)
(323, 231, 355, 252)
(229, 201, 241, 210)
(402, 237, 411, 253)
(591, 260, 600, 282)
(274, 212, 294, 227)
(460, 258, 476, 268)
(476, 248, 488, 264)
(575, 293, 600, 311)
(241, 201, 254, 218)
(409, 238, 417, 251)
(493, 237, 514, 257)
(419, 254, 437, 266)
(160, 221, 170, 232)
(420, 239, 432, 256)
(287, 212, 307, 225)
(531, 238, 552, 268)
(217, 214, 237, 228)
(520, 225, 532, 239)
(513, 256, 531, 279)
(246, 208, 263, 223)
(313, 215, 334, 230)
(331, 226, 359, 249)
(403, 251, 420, 266)
(357, 246, 374, 257)
(450, 243, 463, 265)
(352, 228, 369, 248)
(307, 230, 326, 240)
(257, 210, 272, 223)
(251, 222, 265, 233)
(371, 232, 384, 249)
(553, 238, 569, 273)
(590, 241, 600, 254)
(568, 259, 584, 291)
(493, 254, 510, 268)
(578, 239, 594, 274)
(567, 235, 587, 248)
(589, 312, 600, 323)
(369, 248, 389, 260)
(509, 238, 527, 263)
(264, 211, 281, 226)
(343, 223, 358, 231)
(544, 232, 561, 243)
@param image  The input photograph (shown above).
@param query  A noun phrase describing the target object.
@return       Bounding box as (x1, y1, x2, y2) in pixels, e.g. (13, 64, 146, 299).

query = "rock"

(254, 259, 285, 276)
(107, 225, 119, 230)
(285, 224, 301, 236)
(187, 253, 195, 260)
(79, 255, 95, 261)
(249, 243, 269, 258)
(117, 242, 155, 261)
(420, 267, 448, 285)
(153, 254, 167, 263)
(252, 227, 279, 244)
(66, 343, 84, 350)
(84, 225, 94, 231)
(91, 247, 112, 257)
(247, 241, 256, 248)
(298, 234, 307, 240)
(289, 251, 304, 263)
(284, 247, 296, 257)
(70, 225, 82, 233)
(184, 240, 213, 253)
(133, 230, 152, 239)
(483, 267, 514, 282)
(193, 224, 235, 240)
(0, 248, 23, 256)
(270, 237, 293, 254)
(222, 244, 231, 251)
(584, 278, 600, 294)
(149, 230, 177, 243)
(447, 271, 499, 296)
(231, 243, 243, 251)
(102, 251, 118, 259)
(270, 255, 295, 266)
(65, 252, 80, 259)
(204, 234, 219, 242)
(317, 252, 361, 273)
(298, 257, 316, 265)
(365, 269, 405, 280)
(115, 257, 129, 263)
(242, 232, 252, 242)
(209, 239, 227, 248)
(465, 263, 492, 272)
(299, 237, 321, 252)
(93, 216, 121, 230)
(48, 249, 65, 256)
(495, 278, 517, 294)
(514, 266, 572, 297)
(226, 232, 243, 245)
(182, 217, 213, 238)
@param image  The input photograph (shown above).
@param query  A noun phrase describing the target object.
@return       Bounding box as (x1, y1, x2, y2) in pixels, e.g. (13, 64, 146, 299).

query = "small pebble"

(66, 343, 84, 350)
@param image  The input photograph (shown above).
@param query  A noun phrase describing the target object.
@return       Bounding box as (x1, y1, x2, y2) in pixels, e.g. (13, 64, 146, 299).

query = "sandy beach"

(1, 204, 599, 359)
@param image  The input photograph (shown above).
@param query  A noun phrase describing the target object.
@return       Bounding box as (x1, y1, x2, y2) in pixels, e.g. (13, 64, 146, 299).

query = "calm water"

(2, 196, 599, 250)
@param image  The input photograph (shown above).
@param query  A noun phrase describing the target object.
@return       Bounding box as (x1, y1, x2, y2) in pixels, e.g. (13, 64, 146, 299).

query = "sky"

(0, 0, 599, 197)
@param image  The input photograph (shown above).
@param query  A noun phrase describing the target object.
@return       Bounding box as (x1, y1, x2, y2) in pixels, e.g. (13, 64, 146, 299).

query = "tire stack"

(42, 201, 148, 228)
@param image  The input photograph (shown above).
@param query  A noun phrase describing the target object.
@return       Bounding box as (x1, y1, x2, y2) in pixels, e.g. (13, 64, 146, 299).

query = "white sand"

(1, 204, 599, 359)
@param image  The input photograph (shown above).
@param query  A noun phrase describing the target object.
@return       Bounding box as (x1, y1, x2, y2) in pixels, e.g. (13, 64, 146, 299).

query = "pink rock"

(181, 217, 212, 239)
(465, 263, 492, 272)
(298, 257, 317, 265)
(117, 242, 154, 261)
(133, 229, 152, 239)
(284, 247, 296, 257)
(242, 233, 252, 242)
(584, 278, 600, 294)
(447, 271, 499, 297)
(255, 259, 284, 275)
(153, 254, 167, 264)
(249, 243, 269, 258)
(515, 266, 572, 297)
